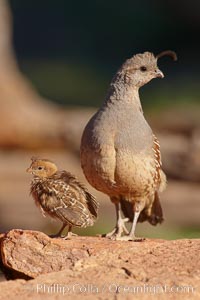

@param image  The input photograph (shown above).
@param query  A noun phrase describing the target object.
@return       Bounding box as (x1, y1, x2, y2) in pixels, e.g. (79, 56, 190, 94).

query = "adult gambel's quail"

(81, 50, 177, 240)
(27, 157, 98, 238)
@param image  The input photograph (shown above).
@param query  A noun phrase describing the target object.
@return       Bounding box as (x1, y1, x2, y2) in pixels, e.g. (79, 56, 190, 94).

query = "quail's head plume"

(81, 50, 177, 241)
(27, 157, 99, 238)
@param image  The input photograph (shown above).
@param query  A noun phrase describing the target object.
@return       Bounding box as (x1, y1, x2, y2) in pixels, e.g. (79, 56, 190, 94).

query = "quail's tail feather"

(120, 191, 163, 226)
(147, 192, 164, 225)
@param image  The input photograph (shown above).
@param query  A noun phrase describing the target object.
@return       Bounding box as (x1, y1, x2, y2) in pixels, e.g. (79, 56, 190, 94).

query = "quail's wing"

(46, 179, 95, 227)
(153, 134, 162, 167)
(152, 134, 167, 191)
(152, 134, 162, 185)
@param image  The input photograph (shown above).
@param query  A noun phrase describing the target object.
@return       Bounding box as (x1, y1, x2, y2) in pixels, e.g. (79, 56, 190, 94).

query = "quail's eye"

(140, 66, 147, 72)
(38, 166, 43, 170)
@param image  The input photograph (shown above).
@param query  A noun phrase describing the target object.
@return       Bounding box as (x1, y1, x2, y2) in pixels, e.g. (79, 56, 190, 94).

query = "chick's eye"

(38, 166, 43, 170)
(140, 66, 147, 72)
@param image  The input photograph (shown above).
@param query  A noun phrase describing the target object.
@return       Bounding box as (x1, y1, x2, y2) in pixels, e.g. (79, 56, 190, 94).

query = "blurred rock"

(149, 107, 200, 136)
(63, 108, 95, 154)
(0, 229, 200, 299)
(0, 0, 95, 150)
(159, 132, 200, 182)
(0, 0, 64, 148)
(161, 180, 200, 227)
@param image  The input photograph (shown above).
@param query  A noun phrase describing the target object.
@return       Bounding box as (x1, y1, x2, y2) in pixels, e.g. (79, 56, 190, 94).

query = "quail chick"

(27, 157, 98, 238)
(81, 50, 177, 241)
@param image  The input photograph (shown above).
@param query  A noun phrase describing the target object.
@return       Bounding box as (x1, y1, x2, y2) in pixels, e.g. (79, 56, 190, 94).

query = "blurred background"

(0, 0, 200, 250)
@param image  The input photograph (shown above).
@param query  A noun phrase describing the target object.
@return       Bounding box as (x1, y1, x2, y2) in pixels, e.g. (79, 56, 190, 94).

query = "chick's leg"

(105, 202, 129, 239)
(63, 225, 77, 239)
(51, 223, 67, 238)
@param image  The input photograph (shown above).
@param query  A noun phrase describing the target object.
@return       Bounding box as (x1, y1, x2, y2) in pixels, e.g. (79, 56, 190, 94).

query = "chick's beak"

(155, 69, 164, 78)
(26, 167, 32, 173)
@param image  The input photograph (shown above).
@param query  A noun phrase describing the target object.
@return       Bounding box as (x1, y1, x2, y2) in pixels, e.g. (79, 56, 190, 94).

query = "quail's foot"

(104, 217, 129, 240)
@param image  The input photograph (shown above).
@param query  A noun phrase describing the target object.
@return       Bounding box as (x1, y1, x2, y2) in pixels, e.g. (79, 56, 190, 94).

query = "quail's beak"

(26, 167, 32, 174)
(155, 69, 164, 78)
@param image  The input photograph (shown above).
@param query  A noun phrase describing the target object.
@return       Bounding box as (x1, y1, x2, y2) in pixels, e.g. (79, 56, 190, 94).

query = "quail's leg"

(105, 203, 129, 239)
(63, 226, 77, 239)
(116, 209, 145, 241)
(115, 210, 139, 241)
